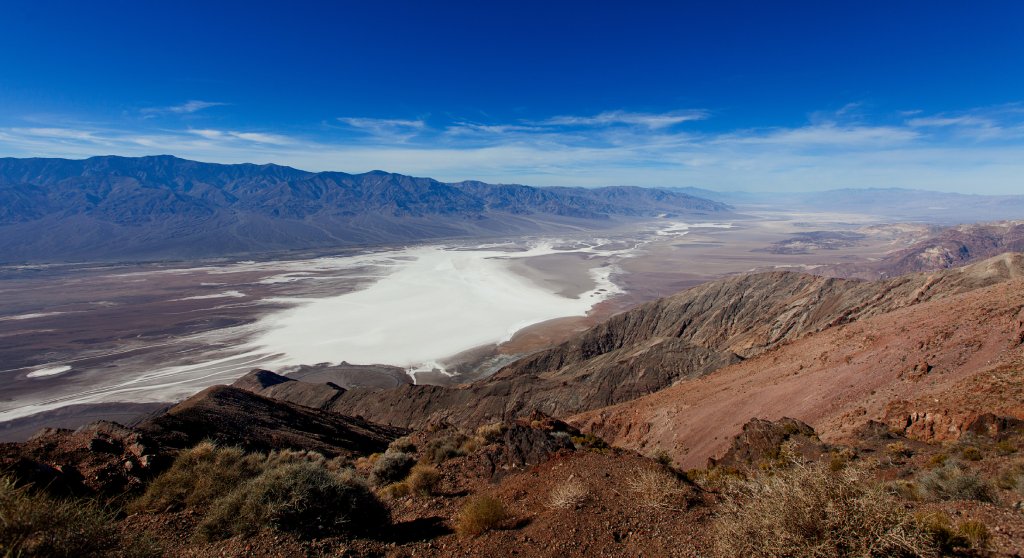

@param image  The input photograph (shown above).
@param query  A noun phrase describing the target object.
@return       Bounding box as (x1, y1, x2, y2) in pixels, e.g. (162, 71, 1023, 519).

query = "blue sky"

(1, 1, 1023, 193)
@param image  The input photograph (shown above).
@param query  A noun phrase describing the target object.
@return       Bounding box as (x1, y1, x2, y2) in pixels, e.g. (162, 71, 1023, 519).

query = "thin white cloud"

(716, 123, 920, 147)
(7, 127, 102, 141)
(141, 100, 227, 116)
(540, 110, 708, 129)
(188, 129, 293, 145)
(338, 117, 426, 130)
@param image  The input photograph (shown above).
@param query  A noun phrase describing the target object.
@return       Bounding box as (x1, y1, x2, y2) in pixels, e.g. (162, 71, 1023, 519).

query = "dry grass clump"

(886, 441, 913, 458)
(686, 465, 745, 492)
(712, 462, 936, 558)
(131, 440, 264, 513)
(133, 441, 389, 542)
(994, 439, 1017, 456)
(406, 464, 441, 495)
(475, 422, 508, 443)
(455, 495, 509, 537)
(369, 451, 416, 487)
(547, 477, 589, 510)
(386, 436, 417, 454)
(198, 462, 388, 541)
(627, 466, 690, 511)
(960, 446, 983, 461)
(995, 460, 1024, 492)
(917, 512, 990, 553)
(915, 461, 994, 502)
(424, 433, 471, 464)
(378, 464, 441, 500)
(0, 476, 160, 557)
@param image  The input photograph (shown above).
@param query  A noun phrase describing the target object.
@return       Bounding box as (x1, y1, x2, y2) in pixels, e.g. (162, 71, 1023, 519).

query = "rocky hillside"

(573, 256, 1024, 468)
(328, 253, 1024, 429)
(0, 155, 730, 262)
(826, 221, 1024, 279)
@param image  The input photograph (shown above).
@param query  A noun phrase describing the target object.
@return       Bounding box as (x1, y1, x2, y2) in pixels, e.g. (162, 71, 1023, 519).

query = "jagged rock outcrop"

(826, 221, 1024, 279)
(0, 421, 165, 497)
(136, 385, 405, 457)
(708, 417, 826, 469)
(232, 369, 346, 410)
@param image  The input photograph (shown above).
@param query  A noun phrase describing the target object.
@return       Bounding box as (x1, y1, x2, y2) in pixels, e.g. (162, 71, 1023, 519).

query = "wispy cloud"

(188, 128, 293, 145)
(336, 117, 428, 141)
(540, 109, 709, 129)
(2, 104, 1023, 194)
(141, 100, 227, 117)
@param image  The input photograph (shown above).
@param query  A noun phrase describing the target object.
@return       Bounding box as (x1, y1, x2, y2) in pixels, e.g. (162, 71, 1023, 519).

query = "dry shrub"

(994, 439, 1017, 456)
(406, 464, 441, 495)
(424, 433, 470, 464)
(712, 462, 936, 558)
(387, 436, 417, 454)
(687, 465, 745, 492)
(627, 466, 689, 511)
(476, 422, 507, 443)
(956, 520, 990, 550)
(547, 477, 588, 510)
(960, 446, 983, 461)
(378, 481, 412, 500)
(369, 451, 416, 487)
(455, 495, 509, 537)
(917, 512, 990, 553)
(996, 460, 1024, 492)
(886, 441, 913, 458)
(198, 462, 389, 541)
(131, 440, 264, 513)
(916, 461, 994, 502)
(379, 464, 441, 500)
(0, 476, 160, 558)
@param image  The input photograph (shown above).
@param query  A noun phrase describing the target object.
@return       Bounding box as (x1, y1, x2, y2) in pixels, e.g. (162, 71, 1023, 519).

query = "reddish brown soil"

(572, 277, 1024, 469)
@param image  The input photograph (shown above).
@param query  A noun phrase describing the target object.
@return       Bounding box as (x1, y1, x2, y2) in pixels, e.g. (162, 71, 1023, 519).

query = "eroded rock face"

(964, 413, 1024, 440)
(137, 385, 406, 458)
(0, 420, 165, 498)
(232, 369, 347, 410)
(708, 417, 826, 469)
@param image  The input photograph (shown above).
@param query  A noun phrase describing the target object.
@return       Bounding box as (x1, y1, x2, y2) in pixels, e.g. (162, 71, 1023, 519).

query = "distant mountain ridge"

(0, 155, 730, 263)
(670, 186, 1024, 223)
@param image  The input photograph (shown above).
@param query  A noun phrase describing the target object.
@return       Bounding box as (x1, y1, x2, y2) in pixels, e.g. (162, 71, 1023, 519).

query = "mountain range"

(0, 155, 730, 263)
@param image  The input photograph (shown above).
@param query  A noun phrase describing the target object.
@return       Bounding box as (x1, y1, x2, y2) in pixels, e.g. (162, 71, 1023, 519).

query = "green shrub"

(198, 463, 389, 541)
(455, 495, 509, 537)
(0, 476, 159, 558)
(916, 462, 994, 502)
(131, 441, 264, 513)
(712, 462, 935, 557)
(369, 451, 416, 487)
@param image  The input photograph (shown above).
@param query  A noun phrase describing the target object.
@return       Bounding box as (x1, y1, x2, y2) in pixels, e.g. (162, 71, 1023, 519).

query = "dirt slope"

(572, 259, 1024, 468)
